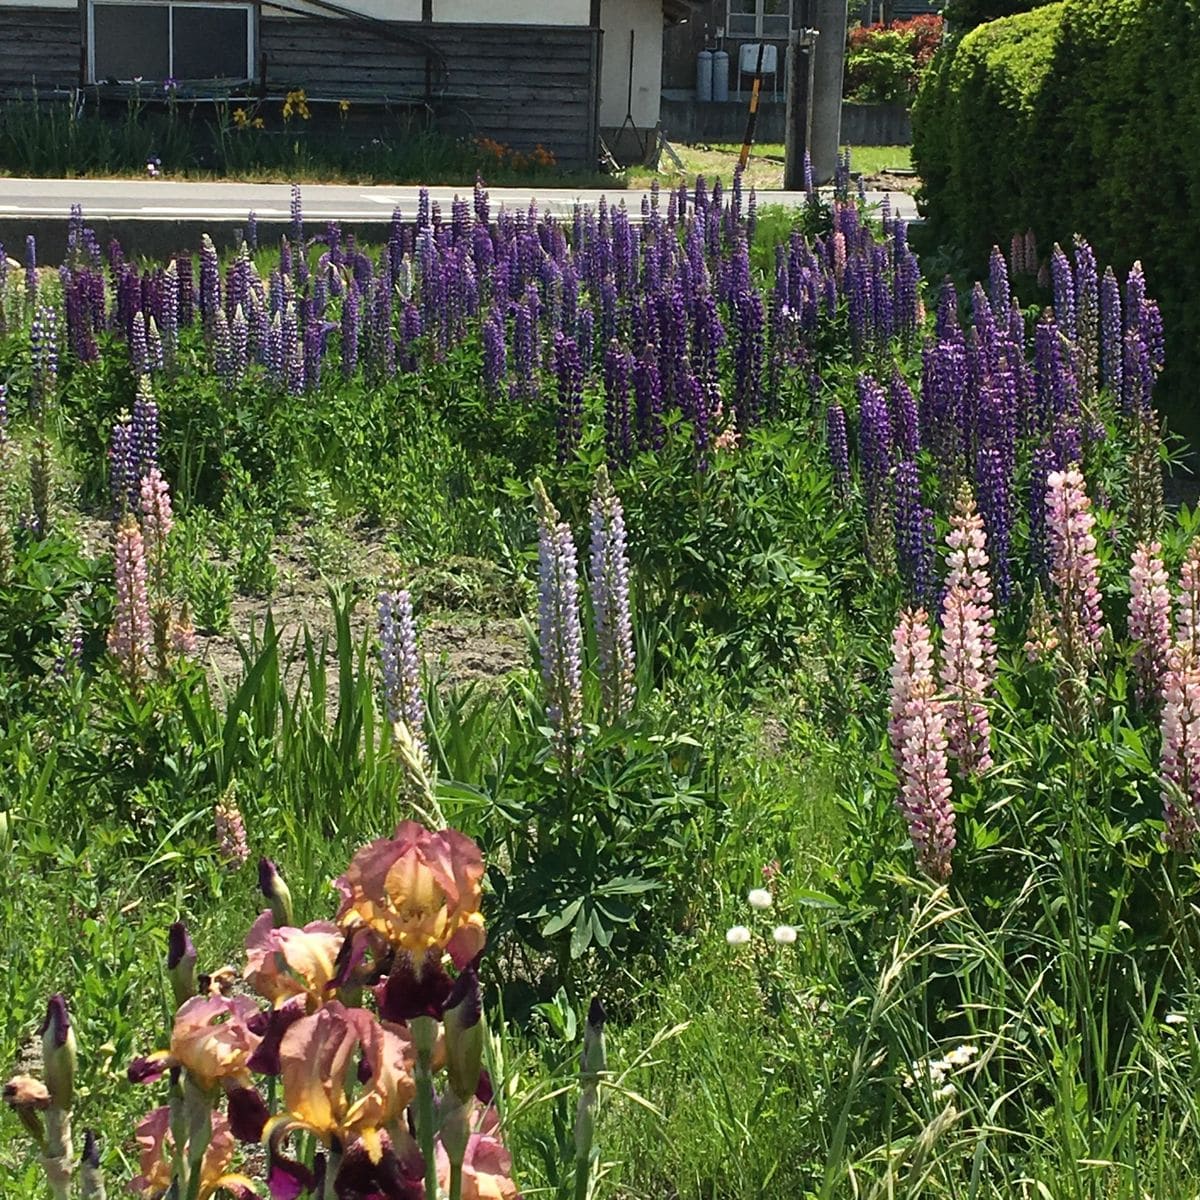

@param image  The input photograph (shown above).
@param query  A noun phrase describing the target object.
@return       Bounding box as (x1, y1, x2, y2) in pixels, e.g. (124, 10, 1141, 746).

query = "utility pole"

(782, 26, 818, 191)
(810, 0, 848, 185)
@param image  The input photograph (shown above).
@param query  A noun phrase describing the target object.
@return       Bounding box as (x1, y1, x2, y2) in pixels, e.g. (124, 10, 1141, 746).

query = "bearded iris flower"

(130, 1108, 255, 1200)
(265, 1002, 418, 1193)
(335, 821, 485, 971)
(128, 994, 261, 1092)
(244, 911, 345, 1010)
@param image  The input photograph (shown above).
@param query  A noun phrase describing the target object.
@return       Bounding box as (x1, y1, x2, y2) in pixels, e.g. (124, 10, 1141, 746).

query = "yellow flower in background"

(232, 107, 248, 128)
(282, 89, 311, 121)
(251, 117, 265, 130)
(339, 98, 351, 115)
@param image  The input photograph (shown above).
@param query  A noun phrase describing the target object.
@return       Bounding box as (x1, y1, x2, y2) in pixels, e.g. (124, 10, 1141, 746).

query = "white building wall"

(3, 0, 592, 20)
(434, 0, 591, 22)
(598, 0, 661, 130)
(262, 0, 423, 17)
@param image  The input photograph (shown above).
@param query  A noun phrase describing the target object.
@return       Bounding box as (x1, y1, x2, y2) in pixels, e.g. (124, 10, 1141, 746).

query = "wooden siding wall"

(0, 8, 79, 95)
(260, 18, 601, 169)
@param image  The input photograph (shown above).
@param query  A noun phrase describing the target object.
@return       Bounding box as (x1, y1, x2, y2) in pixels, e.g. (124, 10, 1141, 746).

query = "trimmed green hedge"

(913, 0, 1200, 418)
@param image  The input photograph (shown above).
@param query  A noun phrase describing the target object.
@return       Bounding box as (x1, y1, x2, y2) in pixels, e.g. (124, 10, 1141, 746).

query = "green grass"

(628, 142, 915, 193)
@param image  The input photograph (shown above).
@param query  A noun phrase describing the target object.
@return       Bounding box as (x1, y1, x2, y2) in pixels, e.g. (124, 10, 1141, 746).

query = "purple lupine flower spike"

(893, 459, 935, 605)
(987, 245, 1010, 324)
(856, 374, 892, 526)
(603, 339, 633, 468)
(889, 367, 920, 459)
(482, 307, 506, 397)
(633, 351, 663, 451)
(976, 446, 1012, 605)
(25, 234, 37, 310)
(826, 402, 850, 497)
(341, 283, 360, 377)
(1028, 444, 1056, 580)
(1050, 243, 1076, 342)
(553, 332, 584, 464)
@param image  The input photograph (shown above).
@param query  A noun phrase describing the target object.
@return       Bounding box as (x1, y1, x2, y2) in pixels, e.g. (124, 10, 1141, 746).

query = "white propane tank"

(712, 49, 730, 102)
(696, 49, 714, 102)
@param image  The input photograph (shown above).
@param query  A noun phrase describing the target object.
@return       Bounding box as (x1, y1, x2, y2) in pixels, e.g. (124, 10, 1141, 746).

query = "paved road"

(0, 177, 918, 259)
(0, 176, 918, 223)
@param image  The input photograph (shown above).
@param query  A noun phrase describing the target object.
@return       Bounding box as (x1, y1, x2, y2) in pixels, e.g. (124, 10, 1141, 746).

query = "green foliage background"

(913, 0, 1200, 432)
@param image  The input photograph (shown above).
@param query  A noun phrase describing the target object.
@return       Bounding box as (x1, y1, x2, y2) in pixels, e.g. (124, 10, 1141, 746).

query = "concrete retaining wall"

(659, 95, 910, 146)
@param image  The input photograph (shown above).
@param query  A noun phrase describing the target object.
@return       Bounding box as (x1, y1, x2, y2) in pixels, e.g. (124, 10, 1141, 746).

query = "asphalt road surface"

(0, 176, 919, 224)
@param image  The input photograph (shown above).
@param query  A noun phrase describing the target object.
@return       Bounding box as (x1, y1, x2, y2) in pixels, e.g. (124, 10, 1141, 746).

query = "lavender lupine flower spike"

(378, 589, 426, 757)
(589, 465, 635, 723)
(535, 480, 584, 773)
(290, 183, 303, 244)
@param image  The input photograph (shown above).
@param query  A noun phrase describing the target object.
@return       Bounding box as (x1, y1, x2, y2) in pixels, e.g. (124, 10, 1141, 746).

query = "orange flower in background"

(335, 821, 485, 968)
(273, 1002, 415, 1158)
(131, 1107, 255, 1199)
(244, 910, 344, 1009)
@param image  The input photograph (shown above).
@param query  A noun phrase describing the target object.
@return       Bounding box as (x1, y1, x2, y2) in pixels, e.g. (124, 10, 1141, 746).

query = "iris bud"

(38, 995, 76, 1112)
(258, 857, 294, 927)
(166, 922, 197, 1008)
(442, 964, 483, 1104)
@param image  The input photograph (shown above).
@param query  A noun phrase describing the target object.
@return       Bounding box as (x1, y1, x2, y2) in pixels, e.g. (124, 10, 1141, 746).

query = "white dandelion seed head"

(772, 925, 798, 945)
(725, 925, 752, 946)
(747, 888, 773, 911)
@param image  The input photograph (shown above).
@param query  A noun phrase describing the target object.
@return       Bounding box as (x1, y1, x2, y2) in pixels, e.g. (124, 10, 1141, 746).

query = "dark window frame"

(85, 0, 256, 84)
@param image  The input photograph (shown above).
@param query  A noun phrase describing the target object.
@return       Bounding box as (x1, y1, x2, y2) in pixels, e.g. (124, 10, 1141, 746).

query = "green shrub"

(942, 0, 1058, 29)
(845, 16, 945, 105)
(912, 0, 1200, 430)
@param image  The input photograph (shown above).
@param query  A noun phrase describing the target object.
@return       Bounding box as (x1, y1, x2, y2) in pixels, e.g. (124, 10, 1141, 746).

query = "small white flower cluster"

(900, 1043, 978, 1101)
(724, 886, 798, 948)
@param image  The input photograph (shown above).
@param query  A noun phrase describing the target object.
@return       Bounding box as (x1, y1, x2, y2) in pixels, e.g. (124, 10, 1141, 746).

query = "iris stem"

(449, 1160, 463, 1200)
(412, 1016, 440, 1200)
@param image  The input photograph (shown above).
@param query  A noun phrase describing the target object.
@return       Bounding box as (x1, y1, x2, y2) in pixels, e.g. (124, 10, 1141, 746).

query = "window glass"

(173, 7, 249, 79)
(727, 0, 793, 37)
(93, 3, 170, 82)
